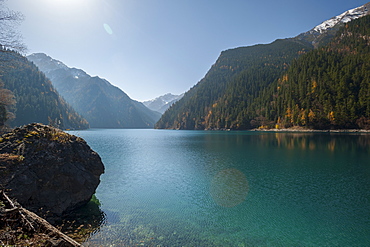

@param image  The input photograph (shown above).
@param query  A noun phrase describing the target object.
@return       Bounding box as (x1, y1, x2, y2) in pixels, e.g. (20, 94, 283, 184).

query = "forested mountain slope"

(254, 15, 370, 129)
(0, 49, 89, 129)
(156, 7, 370, 130)
(156, 38, 312, 129)
(28, 53, 161, 128)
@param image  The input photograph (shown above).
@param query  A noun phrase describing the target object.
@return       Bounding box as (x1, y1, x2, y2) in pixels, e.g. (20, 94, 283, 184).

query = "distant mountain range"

(27, 53, 161, 128)
(156, 2, 370, 130)
(143, 93, 184, 114)
(8, 2, 368, 131)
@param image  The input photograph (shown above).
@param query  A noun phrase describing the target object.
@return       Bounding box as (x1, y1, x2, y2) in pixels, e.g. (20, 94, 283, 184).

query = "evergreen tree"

(0, 48, 89, 129)
(157, 15, 370, 130)
(156, 39, 312, 129)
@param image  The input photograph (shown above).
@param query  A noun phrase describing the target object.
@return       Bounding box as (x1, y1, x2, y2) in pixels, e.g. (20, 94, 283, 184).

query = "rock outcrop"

(0, 123, 104, 216)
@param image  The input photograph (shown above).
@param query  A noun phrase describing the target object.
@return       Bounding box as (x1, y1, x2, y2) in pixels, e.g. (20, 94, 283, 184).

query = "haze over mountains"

(27, 53, 161, 128)
(156, 2, 370, 130)
(143, 93, 184, 114)
(0, 50, 89, 130)
(1, 2, 369, 131)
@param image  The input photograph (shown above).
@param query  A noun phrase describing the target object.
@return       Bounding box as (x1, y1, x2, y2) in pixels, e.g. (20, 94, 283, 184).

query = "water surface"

(70, 129, 370, 246)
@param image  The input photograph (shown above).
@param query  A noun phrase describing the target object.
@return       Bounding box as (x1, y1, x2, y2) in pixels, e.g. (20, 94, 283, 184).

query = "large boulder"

(0, 123, 104, 216)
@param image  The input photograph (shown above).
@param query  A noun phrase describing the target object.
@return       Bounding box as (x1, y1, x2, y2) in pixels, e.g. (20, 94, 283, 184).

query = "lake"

(69, 129, 370, 246)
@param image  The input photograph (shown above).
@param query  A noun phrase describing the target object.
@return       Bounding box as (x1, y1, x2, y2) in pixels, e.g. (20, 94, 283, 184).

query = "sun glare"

(43, 0, 90, 8)
(40, 0, 99, 19)
(53, 0, 84, 4)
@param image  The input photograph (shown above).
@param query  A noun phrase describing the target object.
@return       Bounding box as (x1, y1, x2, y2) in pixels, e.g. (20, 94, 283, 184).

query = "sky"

(7, 0, 369, 101)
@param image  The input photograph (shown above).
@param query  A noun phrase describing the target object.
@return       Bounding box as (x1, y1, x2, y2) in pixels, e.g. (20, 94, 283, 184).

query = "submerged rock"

(0, 123, 104, 216)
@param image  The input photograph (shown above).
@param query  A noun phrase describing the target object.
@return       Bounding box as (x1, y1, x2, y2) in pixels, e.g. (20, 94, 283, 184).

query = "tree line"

(0, 48, 89, 130)
(156, 15, 370, 130)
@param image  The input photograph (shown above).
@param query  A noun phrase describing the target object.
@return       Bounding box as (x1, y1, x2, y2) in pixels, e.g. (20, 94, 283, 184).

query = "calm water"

(70, 129, 370, 246)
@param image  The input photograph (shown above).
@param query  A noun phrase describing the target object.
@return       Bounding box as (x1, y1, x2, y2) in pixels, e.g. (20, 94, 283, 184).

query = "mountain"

(156, 2, 370, 130)
(156, 39, 312, 129)
(313, 3, 370, 33)
(254, 15, 370, 129)
(27, 53, 161, 128)
(143, 93, 184, 114)
(295, 2, 370, 47)
(0, 49, 89, 129)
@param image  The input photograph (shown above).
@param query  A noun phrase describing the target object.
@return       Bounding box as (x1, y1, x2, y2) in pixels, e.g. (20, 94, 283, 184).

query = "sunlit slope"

(157, 15, 370, 130)
(254, 15, 370, 129)
(156, 39, 312, 129)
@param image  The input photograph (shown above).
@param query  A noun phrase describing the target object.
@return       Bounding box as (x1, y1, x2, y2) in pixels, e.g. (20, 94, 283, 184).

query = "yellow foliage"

(300, 109, 306, 125)
(311, 80, 318, 93)
(286, 108, 293, 123)
(328, 111, 335, 122)
(308, 109, 315, 121)
(281, 74, 289, 82)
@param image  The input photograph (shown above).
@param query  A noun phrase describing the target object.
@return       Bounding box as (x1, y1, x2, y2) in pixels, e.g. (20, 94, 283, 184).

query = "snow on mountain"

(27, 53, 69, 72)
(143, 93, 184, 114)
(27, 53, 161, 128)
(313, 2, 370, 34)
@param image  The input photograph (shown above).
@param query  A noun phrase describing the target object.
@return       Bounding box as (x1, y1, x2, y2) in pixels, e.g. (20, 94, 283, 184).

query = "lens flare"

(103, 23, 113, 35)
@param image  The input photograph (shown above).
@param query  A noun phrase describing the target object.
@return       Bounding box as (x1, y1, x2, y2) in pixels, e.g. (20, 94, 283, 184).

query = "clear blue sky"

(8, 0, 368, 101)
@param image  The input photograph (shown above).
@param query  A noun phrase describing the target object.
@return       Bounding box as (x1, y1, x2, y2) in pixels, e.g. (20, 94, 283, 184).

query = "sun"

(40, 0, 96, 15)
(44, 0, 90, 8)
(53, 0, 84, 4)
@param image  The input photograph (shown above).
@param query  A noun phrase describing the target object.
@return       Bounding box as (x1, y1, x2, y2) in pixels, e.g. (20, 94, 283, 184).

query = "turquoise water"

(70, 129, 370, 246)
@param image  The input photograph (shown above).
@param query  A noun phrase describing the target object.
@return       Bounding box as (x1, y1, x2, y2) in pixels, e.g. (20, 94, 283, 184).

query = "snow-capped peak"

(143, 93, 184, 114)
(313, 3, 370, 34)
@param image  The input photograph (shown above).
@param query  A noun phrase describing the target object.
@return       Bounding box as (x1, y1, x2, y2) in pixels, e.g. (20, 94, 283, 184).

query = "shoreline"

(0, 190, 81, 246)
(250, 127, 370, 133)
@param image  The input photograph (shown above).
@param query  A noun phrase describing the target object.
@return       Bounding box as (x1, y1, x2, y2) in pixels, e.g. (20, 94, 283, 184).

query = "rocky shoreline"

(0, 190, 81, 246)
(0, 123, 105, 246)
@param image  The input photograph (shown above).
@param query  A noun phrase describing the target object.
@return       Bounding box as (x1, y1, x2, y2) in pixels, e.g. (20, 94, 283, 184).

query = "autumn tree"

(0, 81, 15, 126)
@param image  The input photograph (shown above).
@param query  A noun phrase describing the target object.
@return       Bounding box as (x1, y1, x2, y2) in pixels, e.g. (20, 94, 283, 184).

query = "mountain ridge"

(27, 53, 161, 128)
(156, 2, 370, 130)
(156, 39, 312, 129)
(294, 2, 370, 47)
(143, 93, 184, 114)
(313, 2, 370, 33)
(0, 49, 89, 129)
